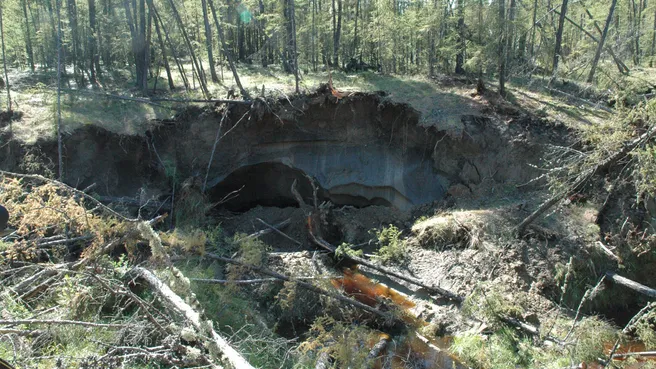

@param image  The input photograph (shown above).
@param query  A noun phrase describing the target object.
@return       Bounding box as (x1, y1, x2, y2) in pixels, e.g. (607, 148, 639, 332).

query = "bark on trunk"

(22, 0, 35, 71)
(587, 0, 618, 82)
(201, 0, 218, 82)
(135, 267, 256, 369)
(207, 0, 248, 98)
(552, 0, 569, 78)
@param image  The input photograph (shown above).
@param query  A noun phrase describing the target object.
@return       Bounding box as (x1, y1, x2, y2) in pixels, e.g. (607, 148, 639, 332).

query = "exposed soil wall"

(1, 87, 568, 212)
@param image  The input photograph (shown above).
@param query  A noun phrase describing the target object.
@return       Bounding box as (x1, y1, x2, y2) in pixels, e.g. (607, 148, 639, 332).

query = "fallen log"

(205, 253, 398, 324)
(291, 178, 462, 302)
(605, 272, 656, 299)
(595, 241, 621, 263)
(612, 351, 656, 359)
(96, 195, 171, 211)
(517, 123, 656, 235)
(546, 87, 613, 113)
(500, 316, 565, 346)
(0, 319, 128, 328)
(134, 267, 256, 369)
(308, 231, 463, 302)
(191, 276, 335, 284)
(366, 336, 390, 368)
(36, 235, 94, 248)
(256, 218, 302, 245)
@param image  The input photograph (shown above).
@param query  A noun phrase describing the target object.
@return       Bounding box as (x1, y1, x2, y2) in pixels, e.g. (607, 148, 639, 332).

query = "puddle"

(331, 268, 416, 310)
(332, 269, 466, 368)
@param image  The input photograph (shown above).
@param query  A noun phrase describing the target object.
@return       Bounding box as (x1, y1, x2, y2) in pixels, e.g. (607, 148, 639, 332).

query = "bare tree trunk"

(201, 0, 218, 83)
(123, 0, 141, 87)
(206, 0, 248, 98)
(587, 0, 618, 82)
(566, 9, 628, 74)
(291, 0, 299, 93)
(455, 0, 465, 74)
(56, 0, 63, 180)
(508, 0, 517, 63)
(0, 3, 10, 111)
(634, 0, 645, 65)
(152, 11, 174, 90)
(22, 0, 35, 71)
(166, 0, 209, 97)
(139, 0, 148, 93)
(135, 267, 256, 369)
(498, 0, 506, 96)
(651, 7, 656, 66)
(552, 0, 569, 79)
(88, 0, 100, 83)
(354, 0, 359, 61)
(311, 0, 316, 71)
(149, 2, 189, 90)
(332, 0, 342, 67)
(517, 124, 656, 234)
(66, 0, 85, 86)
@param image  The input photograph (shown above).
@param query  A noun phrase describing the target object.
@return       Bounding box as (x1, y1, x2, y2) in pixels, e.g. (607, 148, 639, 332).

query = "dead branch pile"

(0, 174, 254, 368)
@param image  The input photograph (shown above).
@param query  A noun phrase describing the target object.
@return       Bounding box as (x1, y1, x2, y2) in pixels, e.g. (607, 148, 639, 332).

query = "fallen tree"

(516, 123, 656, 235)
(134, 267, 256, 369)
(205, 253, 399, 325)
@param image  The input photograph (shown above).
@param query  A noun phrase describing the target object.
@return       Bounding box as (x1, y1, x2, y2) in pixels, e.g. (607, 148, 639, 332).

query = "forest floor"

(1, 66, 655, 369)
(4, 63, 634, 143)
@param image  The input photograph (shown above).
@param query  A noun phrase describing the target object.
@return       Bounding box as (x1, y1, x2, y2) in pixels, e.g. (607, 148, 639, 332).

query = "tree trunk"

(123, 0, 140, 86)
(100, 0, 110, 68)
(135, 267, 257, 369)
(576, 9, 629, 73)
(354, 0, 359, 61)
(530, 0, 537, 57)
(498, 0, 506, 97)
(66, 0, 85, 86)
(152, 11, 174, 90)
(55, 0, 63, 180)
(206, 0, 248, 98)
(587, 0, 618, 82)
(201, 0, 218, 82)
(283, 0, 294, 72)
(507, 0, 516, 67)
(150, 3, 188, 90)
(333, 0, 342, 67)
(22, 0, 35, 71)
(517, 124, 656, 234)
(651, 7, 656, 67)
(290, 0, 299, 93)
(166, 0, 209, 97)
(633, 0, 644, 65)
(455, 0, 465, 74)
(88, 0, 100, 82)
(551, 0, 569, 78)
(311, 0, 316, 71)
(0, 3, 10, 111)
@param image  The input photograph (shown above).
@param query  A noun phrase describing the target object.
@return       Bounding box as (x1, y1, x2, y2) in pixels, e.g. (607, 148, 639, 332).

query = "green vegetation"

(373, 224, 407, 265)
(456, 284, 617, 369)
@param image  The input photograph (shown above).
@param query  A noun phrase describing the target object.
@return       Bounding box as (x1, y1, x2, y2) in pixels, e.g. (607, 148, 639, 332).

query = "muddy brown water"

(332, 269, 465, 369)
